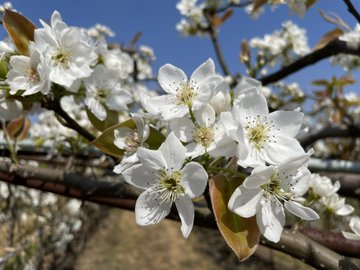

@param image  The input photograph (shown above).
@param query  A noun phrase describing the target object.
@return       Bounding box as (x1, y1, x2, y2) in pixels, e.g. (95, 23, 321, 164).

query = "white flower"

(34, 11, 97, 88)
(113, 114, 150, 174)
(342, 216, 360, 240)
(147, 59, 223, 121)
(123, 132, 208, 238)
(320, 193, 354, 216)
(228, 153, 319, 242)
(102, 48, 134, 80)
(87, 23, 115, 39)
(287, 0, 306, 17)
(170, 104, 236, 158)
(221, 89, 305, 168)
(0, 91, 22, 121)
(7, 43, 51, 96)
(84, 65, 132, 121)
(309, 173, 340, 198)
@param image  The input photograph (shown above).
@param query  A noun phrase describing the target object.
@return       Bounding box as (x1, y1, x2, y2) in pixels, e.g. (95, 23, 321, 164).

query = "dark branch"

(259, 39, 360, 86)
(0, 162, 359, 269)
(42, 97, 96, 142)
(343, 0, 360, 24)
(299, 125, 360, 148)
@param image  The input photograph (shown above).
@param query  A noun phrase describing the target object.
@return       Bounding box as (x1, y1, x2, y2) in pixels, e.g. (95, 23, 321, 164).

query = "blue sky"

(2, 0, 360, 96)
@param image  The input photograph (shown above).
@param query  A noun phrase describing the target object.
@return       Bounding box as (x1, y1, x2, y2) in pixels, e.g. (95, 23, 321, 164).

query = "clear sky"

(1, 0, 360, 96)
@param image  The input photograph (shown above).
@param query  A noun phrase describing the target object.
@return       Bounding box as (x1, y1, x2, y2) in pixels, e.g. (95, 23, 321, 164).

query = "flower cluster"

(112, 58, 319, 242)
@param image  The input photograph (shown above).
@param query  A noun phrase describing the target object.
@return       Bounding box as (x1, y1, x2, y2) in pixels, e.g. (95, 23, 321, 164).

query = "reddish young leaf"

(3, 9, 36, 55)
(209, 174, 259, 261)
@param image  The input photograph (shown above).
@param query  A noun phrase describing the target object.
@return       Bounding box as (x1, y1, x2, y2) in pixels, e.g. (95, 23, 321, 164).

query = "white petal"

(237, 90, 269, 122)
(336, 204, 354, 216)
(113, 154, 139, 175)
(175, 195, 194, 238)
(180, 162, 208, 198)
(268, 110, 303, 138)
(350, 217, 360, 236)
(195, 104, 215, 126)
(243, 166, 274, 189)
(228, 185, 263, 218)
(257, 200, 285, 243)
(185, 142, 205, 158)
(284, 201, 319, 220)
(158, 64, 187, 94)
(122, 164, 156, 189)
(135, 188, 172, 225)
(159, 132, 186, 171)
(266, 136, 305, 165)
(190, 59, 215, 84)
(137, 147, 166, 170)
(342, 231, 360, 241)
(220, 111, 239, 141)
(169, 117, 194, 142)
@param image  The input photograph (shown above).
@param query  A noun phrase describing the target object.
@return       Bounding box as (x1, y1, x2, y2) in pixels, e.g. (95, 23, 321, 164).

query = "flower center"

(245, 115, 276, 151)
(52, 48, 71, 68)
(96, 88, 109, 103)
(176, 83, 197, 106)
(124, 131, 140, 153)
(154, 169, 184, 203)
(194, 126, 214, 147)
(261, 172, 292, 202)
(26, 66, 40, 83)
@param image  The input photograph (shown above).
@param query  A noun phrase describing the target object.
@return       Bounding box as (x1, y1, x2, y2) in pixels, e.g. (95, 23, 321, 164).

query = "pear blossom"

(34, 11, 97, 88)
(342, 216, 360, 240)
(123, 132, 208, 238)
(0, 90, 22, 121)
(228, 153, 319, 242)
(146, 59, 223, 121)
(113, 114, 150, 174)
(7, 43, 51, 96)
(170, 104, 236, 158)
(84, 65, 133, 121)
(309, 173, 340, 198)
(102, 48, 134, 80)
(320, 193, 354, 216)
(221, 88, 305, 168)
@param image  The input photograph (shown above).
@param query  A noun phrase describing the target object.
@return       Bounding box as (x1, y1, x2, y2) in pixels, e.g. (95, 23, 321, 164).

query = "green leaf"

(86, 108, 119, 132)
(91, 119, 165, 158)
(209, 175, 259, 261)
(3, 9, 36, 55)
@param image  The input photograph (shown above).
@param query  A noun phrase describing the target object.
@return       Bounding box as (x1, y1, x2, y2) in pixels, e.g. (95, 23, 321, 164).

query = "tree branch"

(0, 161, 359, 269)
(343, 0, 360, 24)
(42, 97, 96, 142)
(203, 11, 231, 76)
(299, 125, 360, 148)
(259, 39, 360, 86)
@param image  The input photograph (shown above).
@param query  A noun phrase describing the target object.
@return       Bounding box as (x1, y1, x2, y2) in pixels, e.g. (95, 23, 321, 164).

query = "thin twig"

(343, 0, 360, 23)
(42, 97, 96, 142)
(203, 10, 232, 76)
(259, 39, 360, 86)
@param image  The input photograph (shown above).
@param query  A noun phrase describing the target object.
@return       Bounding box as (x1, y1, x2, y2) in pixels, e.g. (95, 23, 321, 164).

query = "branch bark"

(0, 162, 359, 269)
(343, 0, 360, 24)
(299, 125, 360, 148)
(259, 39, 360, 86)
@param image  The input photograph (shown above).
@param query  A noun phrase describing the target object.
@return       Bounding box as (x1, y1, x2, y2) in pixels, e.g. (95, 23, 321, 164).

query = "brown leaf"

(313, 28, 344, 50)
(252, 0, 267, 14)
(318, 10, 351, 31)
(6, 116, 30, 141)
(3, 9, 36, 55)
(209, 175, 259, 261)
(221, 9, 234, 24)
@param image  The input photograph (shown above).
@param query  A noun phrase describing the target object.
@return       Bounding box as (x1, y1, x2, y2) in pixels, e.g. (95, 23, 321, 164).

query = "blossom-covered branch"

(260, 39, 360, 85)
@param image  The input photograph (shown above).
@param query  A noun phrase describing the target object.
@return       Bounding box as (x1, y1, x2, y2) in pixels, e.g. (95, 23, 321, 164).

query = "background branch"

(299, 125, 360, 148)
(343, 0, 360, 23)
(259, 39, 360, 86)
(0, 161, 359, 269)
